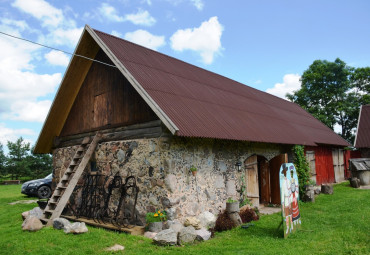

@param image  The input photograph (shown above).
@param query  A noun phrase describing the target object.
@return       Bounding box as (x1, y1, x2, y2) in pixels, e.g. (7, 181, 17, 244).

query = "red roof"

(93, 29, 349, 147)
(355, 105, 370, 148)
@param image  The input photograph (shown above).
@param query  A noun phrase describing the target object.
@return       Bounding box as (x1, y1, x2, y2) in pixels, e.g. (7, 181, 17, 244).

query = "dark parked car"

(21, 174, 52, 199)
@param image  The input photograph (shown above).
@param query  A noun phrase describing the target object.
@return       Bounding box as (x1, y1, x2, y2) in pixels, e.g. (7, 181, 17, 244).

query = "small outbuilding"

(34, 25, 349, 226)
(354, 104, 370, 157)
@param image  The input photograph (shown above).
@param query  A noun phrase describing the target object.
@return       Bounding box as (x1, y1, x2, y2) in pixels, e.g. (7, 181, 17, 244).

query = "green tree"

(28, 146, 52, 179)
(0, 143, 7, 179)
(7, 137, 31, 179)
(287, 58, 370, 143)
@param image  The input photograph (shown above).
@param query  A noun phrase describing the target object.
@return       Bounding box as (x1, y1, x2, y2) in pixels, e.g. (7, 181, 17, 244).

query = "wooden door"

(333, 149, 345, 183)
(269, 154, 287, 204)
(244, 155, 259, 207)
(93, 93, 109, 128)
(305, 151, 316, 183)
(259, 159, 270, 204)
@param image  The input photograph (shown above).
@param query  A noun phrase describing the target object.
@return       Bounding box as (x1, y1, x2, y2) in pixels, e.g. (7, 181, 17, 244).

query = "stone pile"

(145, 211, 215, 246)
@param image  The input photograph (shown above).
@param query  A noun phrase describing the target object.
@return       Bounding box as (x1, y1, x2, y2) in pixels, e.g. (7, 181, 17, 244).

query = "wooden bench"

(1, 180, 21, 185)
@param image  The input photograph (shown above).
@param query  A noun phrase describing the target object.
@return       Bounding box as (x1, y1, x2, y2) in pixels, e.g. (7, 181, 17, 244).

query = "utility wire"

(0, 31, 117, 68)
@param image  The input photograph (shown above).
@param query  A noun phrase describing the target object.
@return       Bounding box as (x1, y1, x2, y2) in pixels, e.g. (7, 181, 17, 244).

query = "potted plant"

(226, 197, 239, 213)
(190, 165, 197, 176)
(146, 210, 167, 232)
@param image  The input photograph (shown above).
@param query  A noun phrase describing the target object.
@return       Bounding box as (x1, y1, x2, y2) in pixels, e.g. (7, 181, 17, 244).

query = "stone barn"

(34, 25, 349, 227)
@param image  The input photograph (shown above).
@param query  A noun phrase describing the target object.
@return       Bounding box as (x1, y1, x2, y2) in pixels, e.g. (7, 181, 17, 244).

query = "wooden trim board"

(61, 215, 145, 236)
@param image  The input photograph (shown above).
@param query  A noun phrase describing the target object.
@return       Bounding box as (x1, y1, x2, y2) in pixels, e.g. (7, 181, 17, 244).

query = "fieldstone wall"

(53, 136, 290, 223)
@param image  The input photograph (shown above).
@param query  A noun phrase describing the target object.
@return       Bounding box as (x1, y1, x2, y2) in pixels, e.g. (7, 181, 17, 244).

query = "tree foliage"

(292, 145, 310, 199)
(287, 58, 370, 143)
(1, 137, 52, 180)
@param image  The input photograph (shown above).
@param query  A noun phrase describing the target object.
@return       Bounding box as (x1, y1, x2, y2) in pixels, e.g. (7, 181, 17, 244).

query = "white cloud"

(265, 74, 302, 100)
(8, 100, 52, 122)
(124, 30, 165, 50)
(141, 0, 152, 5)
(190, 0, 204, 10)
(44, 50, 70, 67)
(170, 16, 224, 64)
(124, 9, 156, 26)
(111, 30, 123, 38)
(12, 0, 83, 47)
(98, 3, 124, 22)
(12, 0, 64, 27)
(0, 123, 35, 145)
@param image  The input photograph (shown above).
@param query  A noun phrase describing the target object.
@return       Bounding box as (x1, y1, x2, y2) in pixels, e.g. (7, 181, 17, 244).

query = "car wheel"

(37, 185, 51, 199)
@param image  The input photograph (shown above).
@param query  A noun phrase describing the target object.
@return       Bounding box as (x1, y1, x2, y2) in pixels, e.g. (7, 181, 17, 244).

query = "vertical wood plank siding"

(305, 146, 335, 185)
(60, 49, 158, 137)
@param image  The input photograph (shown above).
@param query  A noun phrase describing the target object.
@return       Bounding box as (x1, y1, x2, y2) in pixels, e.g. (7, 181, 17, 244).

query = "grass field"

(0, 182, 369, 255)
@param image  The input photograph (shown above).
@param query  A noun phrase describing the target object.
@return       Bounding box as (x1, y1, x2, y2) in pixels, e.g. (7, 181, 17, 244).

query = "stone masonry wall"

(53, 136, 290, 223)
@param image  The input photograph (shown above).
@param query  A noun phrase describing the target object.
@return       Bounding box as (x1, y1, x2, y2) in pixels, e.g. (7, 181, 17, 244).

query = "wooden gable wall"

(60, 49, 158, 137)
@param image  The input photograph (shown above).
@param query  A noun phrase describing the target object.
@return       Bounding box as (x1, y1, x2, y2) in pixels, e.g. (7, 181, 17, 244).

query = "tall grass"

(0, 182, 369, 254)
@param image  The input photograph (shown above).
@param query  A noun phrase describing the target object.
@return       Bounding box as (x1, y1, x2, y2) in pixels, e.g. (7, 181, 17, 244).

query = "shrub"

(239, 208, 259, 223)
(214, 210, 236, 232)
(145, 210, 167, 223)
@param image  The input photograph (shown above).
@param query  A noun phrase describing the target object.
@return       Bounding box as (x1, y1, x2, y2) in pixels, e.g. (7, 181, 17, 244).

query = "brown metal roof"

(93, 28, 348, 147)
(354, 105, 370, 148)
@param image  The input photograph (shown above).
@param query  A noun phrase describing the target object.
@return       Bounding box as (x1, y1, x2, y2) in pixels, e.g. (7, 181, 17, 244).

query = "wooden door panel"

(245, 155, 259, 207)
(259, 160, 270, 204)
(270, 154, 287, 204)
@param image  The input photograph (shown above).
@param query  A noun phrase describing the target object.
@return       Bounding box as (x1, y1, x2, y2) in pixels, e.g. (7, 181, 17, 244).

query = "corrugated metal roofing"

(93, 29, 348, 147)
(354, 105, 370, 148)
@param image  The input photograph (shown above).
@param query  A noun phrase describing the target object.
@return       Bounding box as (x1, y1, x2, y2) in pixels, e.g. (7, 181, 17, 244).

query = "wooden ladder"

(41, 133, 102, 226)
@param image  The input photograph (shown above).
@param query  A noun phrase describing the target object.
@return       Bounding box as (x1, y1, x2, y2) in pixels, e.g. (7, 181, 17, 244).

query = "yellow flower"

(160, 213, 163, 216)
(157, 211, 161, 213)
(154, 213, 158, 217)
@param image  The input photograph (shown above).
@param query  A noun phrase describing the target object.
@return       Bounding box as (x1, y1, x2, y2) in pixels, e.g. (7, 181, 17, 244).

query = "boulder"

(350, 178, 361, 188)
(303, 190, 315, 202)
(178, 226, 197, 245)
(321, 184, 333, 194)
(53, 218, 71, 230)
(153, 229, 177, 246)
(198, 211, 216, 229)
(184, 217, 202, 230)
(144, 231, 157, 239)
(28, 207, 43, 219)
(22, 216, 43, 231)
(314, 188, 321, 195)
(169, 222, 183, 234)
(195, 228, 212, 241)
(64, 222, 88, 234)
(105, 244, 125, 251)
(21, 211, 30, 220)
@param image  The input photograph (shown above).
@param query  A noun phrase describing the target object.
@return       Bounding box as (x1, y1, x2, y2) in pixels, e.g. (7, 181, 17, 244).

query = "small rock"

(105, 244, 125, 251)
(195, 228, 212, 241)
(64, 222, 88, 234)
(153, 229, 177, 246)
(144, 231, 157, 239)
(166, 207, 177, 220)
(184, 217, 202, 230)
(314, 188, 321, 195)
(198, 211, 216, 229)
(169, 197, 180, 206)
(321, 184, 333, 194)
(178, 226, 197, 245)
(22, 216, 44, 231)
(350, 178, 361, 188)
(53, 218, 70, 230)
(164, 174, 176, 193)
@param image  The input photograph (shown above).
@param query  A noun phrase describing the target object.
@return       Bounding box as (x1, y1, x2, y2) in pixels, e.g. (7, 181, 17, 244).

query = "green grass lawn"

(0, 182, 369, 255)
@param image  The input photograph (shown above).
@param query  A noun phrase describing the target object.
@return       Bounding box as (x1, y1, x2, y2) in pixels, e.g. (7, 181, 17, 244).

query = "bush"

(239, 208, 259, 223)
(214, 210, 236, 232)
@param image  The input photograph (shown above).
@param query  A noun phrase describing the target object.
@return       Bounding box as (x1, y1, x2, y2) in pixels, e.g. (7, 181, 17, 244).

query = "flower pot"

(148, 221, 163, 233)
(226, 201, 239, 213)
(191, 171, 197, 176)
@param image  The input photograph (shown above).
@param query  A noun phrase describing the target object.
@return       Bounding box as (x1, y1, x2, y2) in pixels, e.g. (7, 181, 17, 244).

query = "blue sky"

(0, 0, 370, 149)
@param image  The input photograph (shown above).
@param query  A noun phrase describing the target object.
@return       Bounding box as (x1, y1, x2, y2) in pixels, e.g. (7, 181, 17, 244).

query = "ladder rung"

(44, 210, 53, 214)
(76, 147, 85, 152)
(81, 137, 90, 145)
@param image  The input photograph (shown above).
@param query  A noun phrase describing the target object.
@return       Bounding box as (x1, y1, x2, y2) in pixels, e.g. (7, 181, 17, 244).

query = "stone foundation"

(53, 136, 290, 223)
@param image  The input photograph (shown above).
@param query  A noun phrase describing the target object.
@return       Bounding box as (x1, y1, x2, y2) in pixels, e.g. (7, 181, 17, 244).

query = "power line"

(0, 31, 117, 68)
